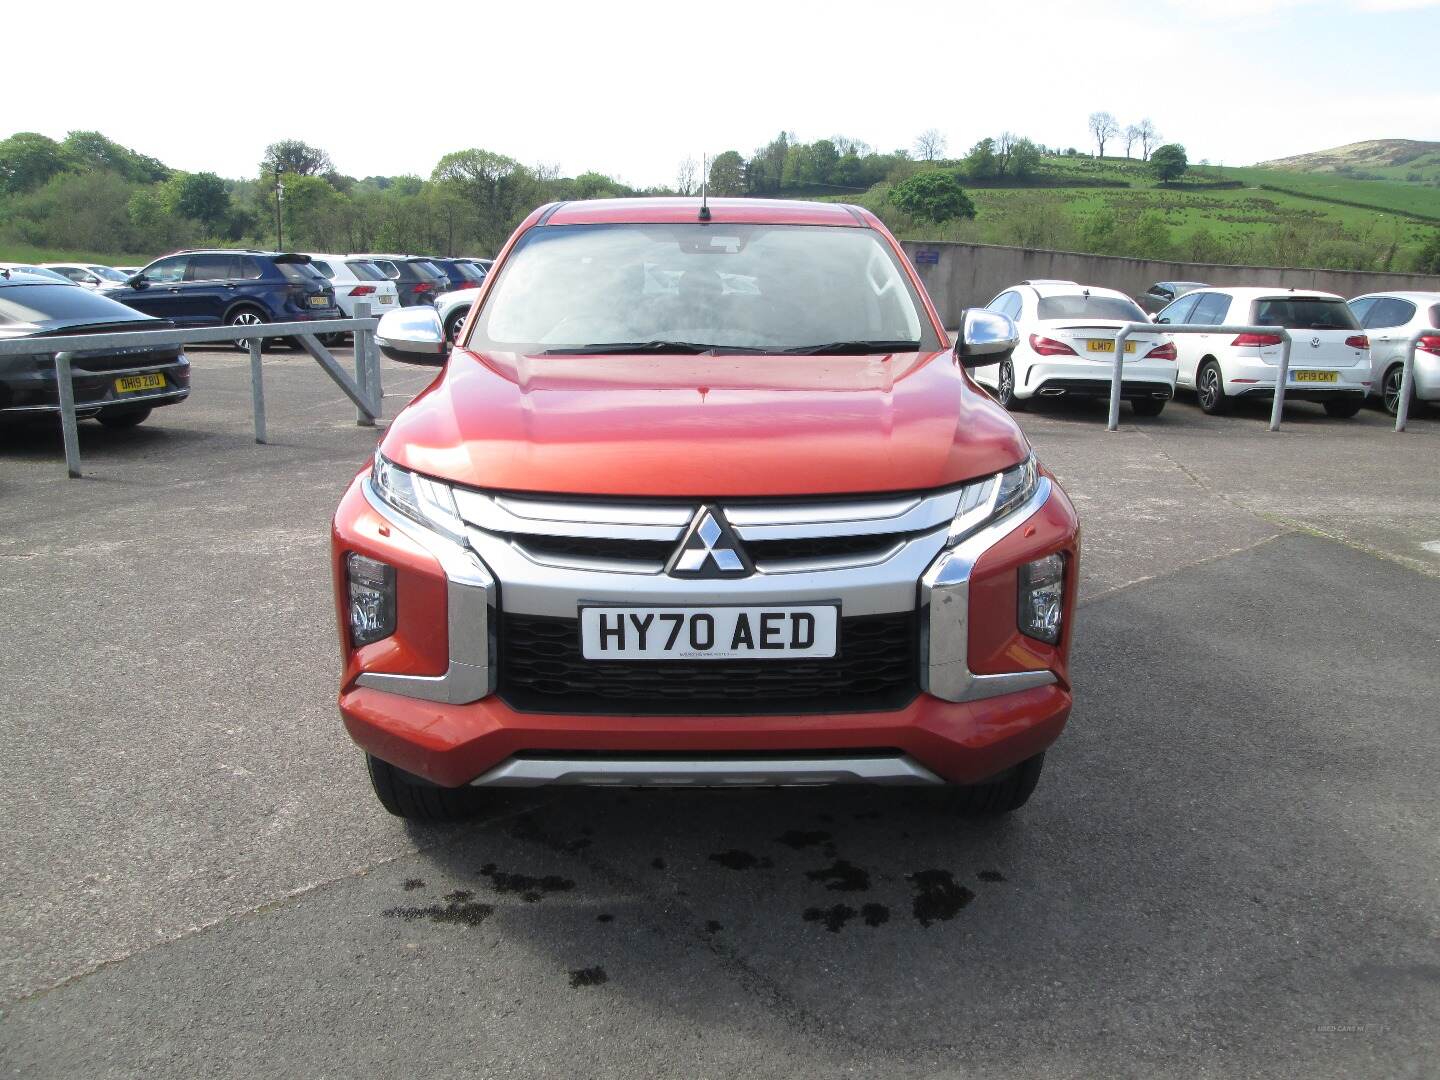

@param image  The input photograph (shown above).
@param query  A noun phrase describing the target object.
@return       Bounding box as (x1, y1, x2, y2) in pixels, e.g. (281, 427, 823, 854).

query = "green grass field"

(0, 241, 150, 267)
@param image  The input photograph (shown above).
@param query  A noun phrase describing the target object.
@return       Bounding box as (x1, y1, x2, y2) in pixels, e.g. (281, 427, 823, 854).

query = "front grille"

(498, 610, 919, 715)
(747, 533, 911, 564)
(506, 534, 672, 564)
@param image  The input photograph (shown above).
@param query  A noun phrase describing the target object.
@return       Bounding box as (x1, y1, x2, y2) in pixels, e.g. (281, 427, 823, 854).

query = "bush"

(889, 169, 976, 224)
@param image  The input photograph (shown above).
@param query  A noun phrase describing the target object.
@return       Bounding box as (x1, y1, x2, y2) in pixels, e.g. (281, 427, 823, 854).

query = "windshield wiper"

(539, 340, 717, 355)
(779, 339, 921, 355)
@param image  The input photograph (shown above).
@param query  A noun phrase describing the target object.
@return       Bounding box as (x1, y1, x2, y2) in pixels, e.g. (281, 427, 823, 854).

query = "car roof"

(1190, 285, 1344, 301)
(1350, 290, 1440, 303)
(542, 197, 865, 228)
(0, 271, 73, 286)
(1025, 281, 1134, 301)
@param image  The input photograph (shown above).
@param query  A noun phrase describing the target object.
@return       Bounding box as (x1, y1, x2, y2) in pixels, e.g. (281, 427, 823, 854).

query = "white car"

(434, 286, 484, 345)
(41, 263, 131, 289)
(302, 254, 400, 318)
(0, 263, 73, 284)
(1347, 291, 1440, 416)
(973, 281, 1177, 415)
(1156, 286, 1370, 417)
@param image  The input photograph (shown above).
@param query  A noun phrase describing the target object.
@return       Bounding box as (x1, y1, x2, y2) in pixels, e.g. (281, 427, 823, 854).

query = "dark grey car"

(1136, 281, 1208, 316)
(348, 254, 448, 307)
(0, 272, 190, 428)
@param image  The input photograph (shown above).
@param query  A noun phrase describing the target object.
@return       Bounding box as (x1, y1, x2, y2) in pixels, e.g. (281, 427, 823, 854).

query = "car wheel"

(1131, 397, 1166, 417)
(366, 754, 487, 821)
(1323, 397, 1362, 419)
(996, 360, 1026, 411)
(317, 332, 347, 348)
(444, 309, 467, 347)
(96, 406, 152, 429)
(947, 752, 1046, 815)
(1196, 360, 1232, 415)
(1381, 364, 1414, 417)
(227, 308, 267, 353)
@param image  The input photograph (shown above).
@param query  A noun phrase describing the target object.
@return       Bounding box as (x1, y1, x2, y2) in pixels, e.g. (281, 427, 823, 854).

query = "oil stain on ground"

(775, 830, 831, 850)
(383, 901, 494, 927)
(479, 863, 576, 903)
(909, 869, 975, 927)
(569, 966, 608, 988)
(978, 870, 1007, 883)
(805, 860, 871, 892)
(402, 879, 425, 891)
(861, 903, 890, 927)
(804, 905, 857, 932)
(709, 850, 774, 871)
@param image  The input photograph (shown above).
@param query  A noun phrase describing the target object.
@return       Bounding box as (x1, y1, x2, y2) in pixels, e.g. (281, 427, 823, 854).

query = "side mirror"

(1156, 317, 1170, 325)
(127, 274, 147, 288)
(955, 308, 1019, 368)
(376, 306, 447, 366)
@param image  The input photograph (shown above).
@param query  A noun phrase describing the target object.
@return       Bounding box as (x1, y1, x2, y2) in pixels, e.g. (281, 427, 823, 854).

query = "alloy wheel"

(999, 361, 1014, 405)
(1383, 368, 1404, 416)
(1198, 367, 1219, 410)
(231, 311, 263, 352)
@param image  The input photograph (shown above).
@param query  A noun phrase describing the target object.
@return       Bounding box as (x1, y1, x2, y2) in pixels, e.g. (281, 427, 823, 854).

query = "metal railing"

(0, 302, 382, 478)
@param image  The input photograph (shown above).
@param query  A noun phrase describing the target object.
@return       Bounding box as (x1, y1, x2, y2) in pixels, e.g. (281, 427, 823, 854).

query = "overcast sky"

(9, 0, 1438, 186)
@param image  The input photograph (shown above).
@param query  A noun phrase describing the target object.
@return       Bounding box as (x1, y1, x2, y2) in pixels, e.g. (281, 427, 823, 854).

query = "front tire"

(996, 360, 1026, 411)
(1196, 360, 1232, 415)
(1381, 364, 1415, 417)
(366, 754, 487, 821)
(1131, 397, 1166, 417)
(96, 406, 152, 429)
(948, 752, 1046, 816)
(1323, 397, 1362, 419)
(445, 308, 467, 348)
(227, 308, 267, 353)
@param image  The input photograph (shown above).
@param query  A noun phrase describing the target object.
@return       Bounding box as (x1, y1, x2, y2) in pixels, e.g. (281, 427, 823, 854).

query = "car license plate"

(114, 373, 165, 393)
(1086, 340, 1135, 353)
(309, 295, 329, 308)
(580, 605, 838, 660)
(1292, 369, 1338, 383)
(379, 295, 394, 305)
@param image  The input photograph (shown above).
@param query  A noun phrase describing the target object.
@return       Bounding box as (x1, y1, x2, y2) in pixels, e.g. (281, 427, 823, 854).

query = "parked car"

(428, 257, 488, 294)
(114, 266, 142, 276)
(303, 254, 401, 343)
(348, 254, 447, 307)
(41, 263, 131, 289)
(0, 263, 73, 284)
(1136, 280, 1207, 316)
(0, 270, 189, 427)
(106, 249, 341, 351)
(455, 258, 491, 280)
(1156, 286, 1369, 417)
(435, 285, 482, 344)
(336, 197, 1079, 821)
(1347, 291, 1440, 416)
(972, 281, 1177, 414)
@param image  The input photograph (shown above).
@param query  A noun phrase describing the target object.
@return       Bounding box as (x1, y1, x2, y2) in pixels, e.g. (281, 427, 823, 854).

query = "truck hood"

(382, 347, 1030, 498)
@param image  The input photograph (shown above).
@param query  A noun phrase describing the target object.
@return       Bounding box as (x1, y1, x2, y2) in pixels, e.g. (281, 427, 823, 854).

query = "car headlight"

(946, 453, 1040, 546)
(370, 450, 466, 541)
(1018, 553, 1065, 644)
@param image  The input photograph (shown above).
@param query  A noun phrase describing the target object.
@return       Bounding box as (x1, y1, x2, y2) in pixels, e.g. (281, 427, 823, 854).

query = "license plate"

(580, 605, 838, 661)
(1086, 340, 1135, 353)
(379, 295, 394, 305)
(1292, 369, 1338, 383)
(309, 295, 329, 308)
(114, 373, 165, 393)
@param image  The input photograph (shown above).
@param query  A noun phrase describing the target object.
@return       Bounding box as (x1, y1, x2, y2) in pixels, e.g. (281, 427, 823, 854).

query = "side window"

(1148, 283, 1174, 300)
(987, 291, 1021, 320)
(1157, 292, 1201, 324)
(1191, 292, 1231, 325)
(143, 256, 189, 284)
(1366, 298, 1416, 329)
(187, 254, 239, 281)
(56, 267, 88, 283)
(238, 256, 266, 280)
(1347, 298, 1377, 328)
(372, 261, 401, 280)
(310, 260, 336, 279)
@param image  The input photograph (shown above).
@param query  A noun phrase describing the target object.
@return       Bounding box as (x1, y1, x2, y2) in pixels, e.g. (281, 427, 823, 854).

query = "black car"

(350, 254, 449, 307)
(108, 250, 341, 351)
(1136, 281, 1208, 316)
(0, 271, 189, 428)
(428, 258, 488, 294)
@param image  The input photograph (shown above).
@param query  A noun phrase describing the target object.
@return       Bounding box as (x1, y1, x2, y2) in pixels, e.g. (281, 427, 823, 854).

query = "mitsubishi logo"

(667, 506, 752, 578)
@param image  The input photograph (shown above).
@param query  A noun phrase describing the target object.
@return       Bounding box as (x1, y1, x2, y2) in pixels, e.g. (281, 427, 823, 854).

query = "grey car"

(1347, 291, 1440, 415)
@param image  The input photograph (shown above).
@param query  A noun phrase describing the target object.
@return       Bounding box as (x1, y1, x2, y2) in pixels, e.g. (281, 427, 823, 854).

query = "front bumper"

(332, 468, 1080, 788)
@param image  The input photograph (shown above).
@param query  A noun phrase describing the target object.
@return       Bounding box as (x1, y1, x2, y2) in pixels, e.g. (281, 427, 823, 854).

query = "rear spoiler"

(272, 253, 312, 265)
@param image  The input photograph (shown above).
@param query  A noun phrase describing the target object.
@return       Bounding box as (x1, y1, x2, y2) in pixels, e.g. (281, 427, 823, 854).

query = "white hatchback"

(1347, 291, 1440, 416)
(303, 254, 400, 319)
(973, 281, 1177, 415)
(1156, 286, 1370, 417)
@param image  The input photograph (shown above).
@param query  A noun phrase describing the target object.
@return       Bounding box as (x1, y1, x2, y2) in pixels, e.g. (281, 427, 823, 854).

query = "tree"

(962, 137, 998, 179)
(1123, 125, 1141, 158)
(707, 151, 745, 196)
(1087, 111, 1120, 158)
(0, 132, 72, 194)
(260, 140, 333, 177)
(1415, 231, 1440, 275)
(1136, 119, 1160, 160)
(170, 172, 230, 229)
(1151, 143, 1188, 184)
(675, 156, 698, 196)
(913, 128, 947, 162)
(1010, 138, 1042, 179)
(62, 131, 169, 183)
(889, 169, 977, 224)
(995, 131, 1018, 176)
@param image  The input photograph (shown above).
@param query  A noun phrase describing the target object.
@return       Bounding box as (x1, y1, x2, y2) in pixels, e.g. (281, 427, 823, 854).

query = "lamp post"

(274, 169, 285, 250)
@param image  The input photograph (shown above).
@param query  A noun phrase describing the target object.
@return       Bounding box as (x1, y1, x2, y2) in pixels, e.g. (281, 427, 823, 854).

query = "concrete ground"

(2, 346, 1437, 1078)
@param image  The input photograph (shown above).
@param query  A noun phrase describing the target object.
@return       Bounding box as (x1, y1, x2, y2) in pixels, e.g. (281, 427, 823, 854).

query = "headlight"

(371, 450, 466, 541)
(947, 453, 1039, 546)
(1018, 553, 1065, 644)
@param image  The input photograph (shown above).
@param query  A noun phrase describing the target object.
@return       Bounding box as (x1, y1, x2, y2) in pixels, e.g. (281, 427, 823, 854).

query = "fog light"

(347, 553, 396, 646)
(1018, 553, 1064, 644)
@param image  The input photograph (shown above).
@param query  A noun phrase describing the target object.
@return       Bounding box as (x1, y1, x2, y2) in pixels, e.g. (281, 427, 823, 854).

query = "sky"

(7, 0, 1439, 186)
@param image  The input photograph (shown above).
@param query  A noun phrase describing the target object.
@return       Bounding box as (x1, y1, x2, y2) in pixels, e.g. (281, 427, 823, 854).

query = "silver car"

(1347, 292, 1440, 415)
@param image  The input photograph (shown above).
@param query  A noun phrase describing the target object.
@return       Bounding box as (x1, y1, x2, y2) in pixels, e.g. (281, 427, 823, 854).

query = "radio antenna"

(699, 153, 711, 221)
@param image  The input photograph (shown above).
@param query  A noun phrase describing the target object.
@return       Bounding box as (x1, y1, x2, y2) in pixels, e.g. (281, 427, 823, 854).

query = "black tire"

(1381, 364, 1414, 417)
(227, 307, 268, 353)
(317, 331, 348, 348)
(1131, 397, 1166, 417)
(948, 752, 1046, 816)
(96, 406, 152, 429)
(366, 754, 487, 821)
(1323, 397, 1362, 419)
(445, 309, 467, 347)
(996, 359, 1026, 411)
(1196, 360, 1232, 415)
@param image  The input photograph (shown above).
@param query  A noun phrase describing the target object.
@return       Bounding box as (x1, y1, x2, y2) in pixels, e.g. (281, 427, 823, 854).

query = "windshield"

(90, 266, 129, 282)
(470, 222, 931, 354)
(0, 284, 152, 326)
(1037, 294, 1148, 322)
(1253, 297, 1359, 331)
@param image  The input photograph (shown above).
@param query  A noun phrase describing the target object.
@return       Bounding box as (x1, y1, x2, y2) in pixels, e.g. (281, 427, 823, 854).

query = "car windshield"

(0, 283, 150, 326)
(1253, 298, 1359, 330)
(90, 266, 129, 282)
(1037, 294, 1148, 322)
(471, 222, 930, 353)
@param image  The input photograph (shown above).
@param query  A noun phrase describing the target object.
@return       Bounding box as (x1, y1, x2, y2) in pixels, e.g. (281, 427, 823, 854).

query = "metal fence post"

(367, 315, 384, 419)
(248, 337, 267, 444)
(1268, 331, 1294, 432)
(353, 301, 374, 427)
(53, 352, 81, 478)
(1107, 326, 1131, 431)
(1394, 332, 1421, 433)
